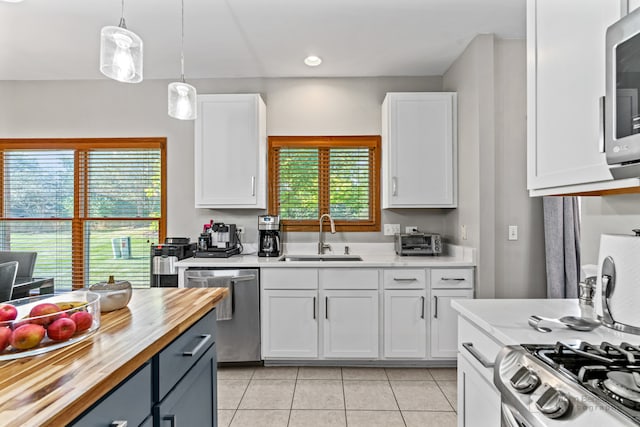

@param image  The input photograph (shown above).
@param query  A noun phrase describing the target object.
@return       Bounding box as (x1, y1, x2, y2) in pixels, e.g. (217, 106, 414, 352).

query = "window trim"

(0, 137, 167, 289)
(268, 135, 381, 232)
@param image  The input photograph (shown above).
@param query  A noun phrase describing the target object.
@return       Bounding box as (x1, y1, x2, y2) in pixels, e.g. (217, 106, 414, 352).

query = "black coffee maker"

(258, 215, 281, 257)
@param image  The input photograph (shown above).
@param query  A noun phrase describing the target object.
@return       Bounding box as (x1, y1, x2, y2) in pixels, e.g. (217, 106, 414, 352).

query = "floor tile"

(292, 379, 345, 410)
(342, 367, 388, 380)
(428, 367, 457, 381)
(346, 410, 405, 427)
(217, 366, 256, 380)
(403, 410, 457, 427)
(298, 366, 342, 380)
(218, 379, 250, 410)
(385, 367, 433, 381)
(289, 409, 346, 427)
(390, 380, 454, 411)
(252, 366, 299, 380)
(217, 409, 235, 427)
(343, 380, 399, 410)
(238, 379, 296, 409)
(438, 380, 458, 410)
(230, 409, 289, 427)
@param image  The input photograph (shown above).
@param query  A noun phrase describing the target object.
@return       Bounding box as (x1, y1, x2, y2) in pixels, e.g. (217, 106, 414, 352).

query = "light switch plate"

(508, 225, 518, 241)
(384, 224, 400, 236)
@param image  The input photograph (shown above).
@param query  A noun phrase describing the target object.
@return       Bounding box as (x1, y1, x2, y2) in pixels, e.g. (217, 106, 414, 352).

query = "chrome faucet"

(318, 213, 336, 254)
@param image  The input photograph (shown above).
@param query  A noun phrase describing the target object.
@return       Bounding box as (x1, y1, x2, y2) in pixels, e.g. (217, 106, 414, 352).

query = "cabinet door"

(431, 289, 472, 359)
(383, 290, 426, 358)
(527, 0, 619, 192)
(382, 92, 457, 208)
(262, 290, 318, 358)
(194, 94, 266, 208)
(457, 351, 501, 427)
(322, 290, 379, 358)
(155, 343, 217, 427)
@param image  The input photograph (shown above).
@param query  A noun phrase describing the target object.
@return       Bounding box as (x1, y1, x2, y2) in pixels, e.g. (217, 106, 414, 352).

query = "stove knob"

(509, 366, 540, 393)
(535, 387, 570, 419)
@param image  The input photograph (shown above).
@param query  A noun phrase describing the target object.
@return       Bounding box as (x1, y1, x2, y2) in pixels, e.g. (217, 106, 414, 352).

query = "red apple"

(70, 311, 93, 333)
(47, 317, 76, 341)
(0, 327, 11, 352)
(0, 304, 17, 322)
(10, 324, 45, 350)
(28, 303, 61, 326)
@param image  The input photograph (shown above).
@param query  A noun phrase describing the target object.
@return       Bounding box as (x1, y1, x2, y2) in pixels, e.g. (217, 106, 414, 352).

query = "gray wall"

(442, 35, 546, 298)
(580, 194, 640, 265)
(0, 76, 451, 246)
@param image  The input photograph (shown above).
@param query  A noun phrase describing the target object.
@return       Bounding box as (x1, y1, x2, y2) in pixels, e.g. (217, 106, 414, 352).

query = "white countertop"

(452, 299, 640, 346)
(175, 243, 476, 269)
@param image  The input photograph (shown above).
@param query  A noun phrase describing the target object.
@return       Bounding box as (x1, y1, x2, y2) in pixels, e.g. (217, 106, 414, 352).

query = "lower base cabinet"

(383, 290, 426, 358)
(431, 289, 472, 358)
(458, 351, 501, 427)
(71, 309, 217, 427)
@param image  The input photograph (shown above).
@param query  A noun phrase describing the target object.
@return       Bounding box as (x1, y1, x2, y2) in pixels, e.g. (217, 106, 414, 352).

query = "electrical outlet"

(236, 226, 245, 235)
(384, 223, 401, 236)
(406, 226, 418, 233)
(508, 225, 518, 241)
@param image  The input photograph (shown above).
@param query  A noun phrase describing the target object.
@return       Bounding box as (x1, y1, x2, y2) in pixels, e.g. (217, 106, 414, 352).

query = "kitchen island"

(0, 287, 227, 427)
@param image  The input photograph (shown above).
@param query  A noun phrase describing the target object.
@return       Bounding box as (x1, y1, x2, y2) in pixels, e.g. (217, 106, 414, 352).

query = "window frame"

(0, 137, 166, 289)
(268, 135, 381, 232)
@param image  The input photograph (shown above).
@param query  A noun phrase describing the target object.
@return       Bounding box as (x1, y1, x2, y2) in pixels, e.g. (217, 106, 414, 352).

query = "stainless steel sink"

(279, 254, 363, 262)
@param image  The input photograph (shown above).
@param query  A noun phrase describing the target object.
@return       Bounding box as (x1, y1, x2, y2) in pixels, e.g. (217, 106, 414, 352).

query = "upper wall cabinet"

(194, 94, 267, 208)
(527, 0, 640, 196)
(381, 92, 457, 208)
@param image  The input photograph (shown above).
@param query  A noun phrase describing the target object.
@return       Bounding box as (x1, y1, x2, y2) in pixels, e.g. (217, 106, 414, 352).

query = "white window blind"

(0, 142, 164, 290)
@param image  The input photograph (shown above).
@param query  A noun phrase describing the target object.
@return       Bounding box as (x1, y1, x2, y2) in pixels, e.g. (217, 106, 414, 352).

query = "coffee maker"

(258, 215, 281, 257)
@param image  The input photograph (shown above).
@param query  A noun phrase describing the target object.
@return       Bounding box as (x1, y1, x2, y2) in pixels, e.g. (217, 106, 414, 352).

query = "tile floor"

(217, 366, 457, 427)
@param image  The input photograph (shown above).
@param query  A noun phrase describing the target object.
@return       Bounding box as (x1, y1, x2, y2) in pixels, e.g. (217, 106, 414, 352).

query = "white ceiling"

(0, 0, 526, 81)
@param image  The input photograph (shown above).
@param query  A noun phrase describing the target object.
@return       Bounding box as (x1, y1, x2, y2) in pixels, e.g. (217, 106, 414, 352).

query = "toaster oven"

(394, 233, 442, 256)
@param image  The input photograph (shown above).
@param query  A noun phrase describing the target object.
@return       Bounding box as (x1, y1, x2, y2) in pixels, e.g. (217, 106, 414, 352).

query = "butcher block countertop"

(0, 287, 228, 427)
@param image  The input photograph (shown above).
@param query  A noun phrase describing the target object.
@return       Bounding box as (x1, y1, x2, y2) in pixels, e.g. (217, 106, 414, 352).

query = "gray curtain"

(543, 196, 581, 298)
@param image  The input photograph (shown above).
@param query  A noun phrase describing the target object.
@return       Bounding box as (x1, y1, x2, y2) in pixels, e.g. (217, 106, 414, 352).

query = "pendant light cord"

(119, 0, 127, 29)
(180, 0, 185, 83)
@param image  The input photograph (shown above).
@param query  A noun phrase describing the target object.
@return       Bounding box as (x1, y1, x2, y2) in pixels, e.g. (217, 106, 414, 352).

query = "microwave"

(606, 7, 640, 178)
(394, 233, 442, 256)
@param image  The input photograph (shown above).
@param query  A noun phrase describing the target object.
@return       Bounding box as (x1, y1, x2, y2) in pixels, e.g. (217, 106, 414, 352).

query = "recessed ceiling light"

(304, 55, 322, 67)
(1, 0, 25, 3)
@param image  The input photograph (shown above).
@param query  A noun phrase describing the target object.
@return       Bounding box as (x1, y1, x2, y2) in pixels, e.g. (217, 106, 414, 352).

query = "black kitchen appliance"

(495, 341, 640, 426)
(150, 237, 196, 287)
(258, 215, 281, 257)
(195, 222, 241, 258)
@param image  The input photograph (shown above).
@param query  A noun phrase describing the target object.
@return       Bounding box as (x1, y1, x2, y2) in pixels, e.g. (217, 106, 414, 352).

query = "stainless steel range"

(495, 341, 640, 426)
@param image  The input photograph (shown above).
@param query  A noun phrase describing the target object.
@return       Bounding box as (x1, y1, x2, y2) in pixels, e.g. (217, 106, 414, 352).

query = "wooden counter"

(0, 288, 227, 427)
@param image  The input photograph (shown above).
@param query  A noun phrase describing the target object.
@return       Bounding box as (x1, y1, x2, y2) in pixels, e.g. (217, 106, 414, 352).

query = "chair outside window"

(0, 261, 19, 302)
(0, 252, 37, 279)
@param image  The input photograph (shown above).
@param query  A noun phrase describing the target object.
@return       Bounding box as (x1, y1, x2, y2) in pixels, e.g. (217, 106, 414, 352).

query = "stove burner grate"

(600, 371, 640, 410)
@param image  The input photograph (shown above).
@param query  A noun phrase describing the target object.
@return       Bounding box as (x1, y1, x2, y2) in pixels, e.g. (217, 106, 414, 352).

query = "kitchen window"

(0, 138, 166, 290)
(268, 136, 380, 231)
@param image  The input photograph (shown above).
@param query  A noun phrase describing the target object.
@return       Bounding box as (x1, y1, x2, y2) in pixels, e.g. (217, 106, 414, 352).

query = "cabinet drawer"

(320, 268, 378, 290)
(383, 269, 426, 289)
(155, 309, 216, 401)
(71, 362, 151, 427)
(262, 268, 318, 289)
(458, 317, 502, 383)
(430, 268, 473, 289)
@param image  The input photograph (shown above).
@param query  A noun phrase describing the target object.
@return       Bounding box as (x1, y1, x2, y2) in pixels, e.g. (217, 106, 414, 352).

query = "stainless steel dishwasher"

(184, 268, 260, 363)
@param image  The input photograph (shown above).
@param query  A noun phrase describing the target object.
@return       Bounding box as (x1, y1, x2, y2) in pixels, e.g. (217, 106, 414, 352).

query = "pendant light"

(100, 0, 143, 83)
(168, 0, 197, 120)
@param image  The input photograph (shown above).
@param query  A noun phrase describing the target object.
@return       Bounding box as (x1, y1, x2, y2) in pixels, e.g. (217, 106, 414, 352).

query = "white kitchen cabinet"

(321, 290, 379, 359)
(458, 351, 501, 427)
(261, 290, 318, 358)
(431, 290, 472, 359)
(630, 0, 640, 14)
(383, 290, 427, 358)
(194, 94, 266, 208)
(527, 1, 640, 195)
(381, 92, 457, 208)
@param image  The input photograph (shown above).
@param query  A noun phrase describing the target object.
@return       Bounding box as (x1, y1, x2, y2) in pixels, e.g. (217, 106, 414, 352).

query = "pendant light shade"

(168, 0, 197, 120)
(168, 82, 197, 120)
(100, 1, 143, 83)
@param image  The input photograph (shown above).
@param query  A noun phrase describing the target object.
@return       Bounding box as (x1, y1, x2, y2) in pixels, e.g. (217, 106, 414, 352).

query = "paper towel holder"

(600, 255, 640, 335)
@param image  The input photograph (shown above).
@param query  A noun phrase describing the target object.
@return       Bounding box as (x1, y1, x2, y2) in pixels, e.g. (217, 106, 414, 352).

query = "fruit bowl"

(0, 291, 100, 360)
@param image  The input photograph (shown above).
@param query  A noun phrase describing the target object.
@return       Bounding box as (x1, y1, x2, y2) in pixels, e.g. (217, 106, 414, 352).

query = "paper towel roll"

(595, 234, 640, 329)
